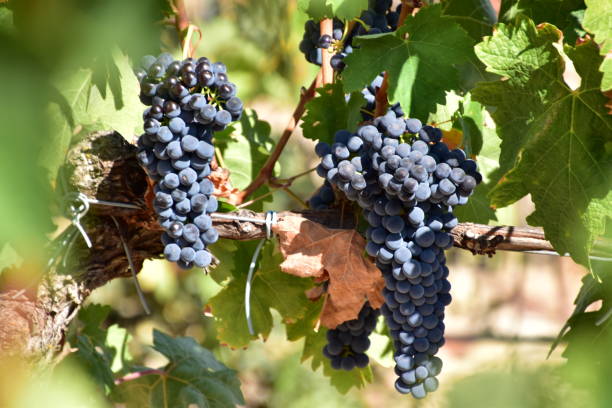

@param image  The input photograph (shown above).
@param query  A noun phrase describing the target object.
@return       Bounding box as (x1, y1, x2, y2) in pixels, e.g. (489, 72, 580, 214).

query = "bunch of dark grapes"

(134, 53, 243, 269)
(314, 111, 481, 398)
(299, 0, 400, 72)
(323, 303, 380, 370)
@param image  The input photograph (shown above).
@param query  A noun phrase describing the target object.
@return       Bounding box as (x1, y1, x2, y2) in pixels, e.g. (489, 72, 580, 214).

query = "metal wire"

(111, 216, 151, 315)
(244, 211, 277, 336)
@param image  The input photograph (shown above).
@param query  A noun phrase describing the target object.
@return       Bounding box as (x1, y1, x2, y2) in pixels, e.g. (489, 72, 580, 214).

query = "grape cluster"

(134, 53, 243, 269)
(323, 303, 380, 370)
(299, 0, 400, 71)
(314, 111, 480, 398)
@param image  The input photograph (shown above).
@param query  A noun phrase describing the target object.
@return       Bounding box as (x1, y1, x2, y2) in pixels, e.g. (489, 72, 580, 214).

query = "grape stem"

(233, 71, 323, 204)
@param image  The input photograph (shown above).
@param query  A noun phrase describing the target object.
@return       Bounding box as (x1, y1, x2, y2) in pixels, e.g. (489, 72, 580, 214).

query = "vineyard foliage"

(0, 0, 611, 406)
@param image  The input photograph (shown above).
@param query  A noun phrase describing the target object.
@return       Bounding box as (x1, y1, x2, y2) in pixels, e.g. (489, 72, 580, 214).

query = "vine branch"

(234, 72, 322, 204)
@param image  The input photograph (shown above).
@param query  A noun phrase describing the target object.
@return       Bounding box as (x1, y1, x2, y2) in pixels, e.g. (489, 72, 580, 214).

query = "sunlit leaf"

(343, 5, 474, 120)
(473, 16, 612, 265)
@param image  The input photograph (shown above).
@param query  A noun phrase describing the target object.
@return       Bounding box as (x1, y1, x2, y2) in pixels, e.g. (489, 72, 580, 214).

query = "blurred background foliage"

(0, 0, 610, 407)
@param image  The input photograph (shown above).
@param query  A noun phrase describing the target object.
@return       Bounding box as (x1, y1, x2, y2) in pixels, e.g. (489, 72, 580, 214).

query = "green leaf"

(298, 0, 332, 20)
(71, 334, 116, 390)
(45, 51, 141, 182)
(215, 109, 276, 211)
(555, 218, 612, 397)
(428, 91, 498, 224)
(346, 91, 365, 132)
(287, 301, 373, 394)
(216, 199, 239, 213)
(583, 0, 612, 91)
(208, 242, 312, 348)
(67, 305, 132, 392)
(301, 83, 363, 143)
(442, 0, 497, 40)
(343, 5, 474, 120)
(85, 51, 142, 139)
(473, 16, 612, 265)
(112, 330, 244, 408)
(78, 304, 112, 343)
(206, 239, 249, 284)
(499, 0, 586, 44)
(325, 0, 368, 20)
(0, 5, 14, 34)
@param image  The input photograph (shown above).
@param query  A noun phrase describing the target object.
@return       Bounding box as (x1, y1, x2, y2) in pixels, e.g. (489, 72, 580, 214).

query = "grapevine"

(0, 0, 610, 406)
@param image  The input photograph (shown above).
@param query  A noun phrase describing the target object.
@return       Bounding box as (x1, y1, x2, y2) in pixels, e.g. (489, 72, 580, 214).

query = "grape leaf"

(273, 215, 384, 328)
(112, 330, 244, 408)
(583, 0, 612, 91)
(552, 237, 612, 351)
(207, 242, 313, 348)
(301, 83, 364, 144)
(66, 304, 132, 392)
(499, 0, 586, 44)
(286, 301, 374, 394)
(297, 0, 332, 20)
(472, 16, 612, 266)
(325, 0, 368, 20)
(441, 0, 497, 40)
(342, 5, 474, 121)
(428, 91, 499, 224)
(86, 51, 142, 139)
(45, 50, 141, 182)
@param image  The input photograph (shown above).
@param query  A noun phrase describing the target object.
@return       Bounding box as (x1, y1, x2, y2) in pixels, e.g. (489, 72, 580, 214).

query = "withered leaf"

(273, 215, 384, 328)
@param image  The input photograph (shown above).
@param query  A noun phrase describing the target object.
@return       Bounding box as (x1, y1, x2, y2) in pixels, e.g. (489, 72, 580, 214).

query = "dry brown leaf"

(209, 167, 242, 204)
(273, 215, 384, 329)
(305, 285, 326, 302)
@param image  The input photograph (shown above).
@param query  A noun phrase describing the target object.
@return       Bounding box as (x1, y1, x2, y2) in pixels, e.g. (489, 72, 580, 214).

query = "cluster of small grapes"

(322, 303, 380, 370)
(299, 0, 400, 71)
(134, 53, 243, 269)
(314, 111, 480, 398)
